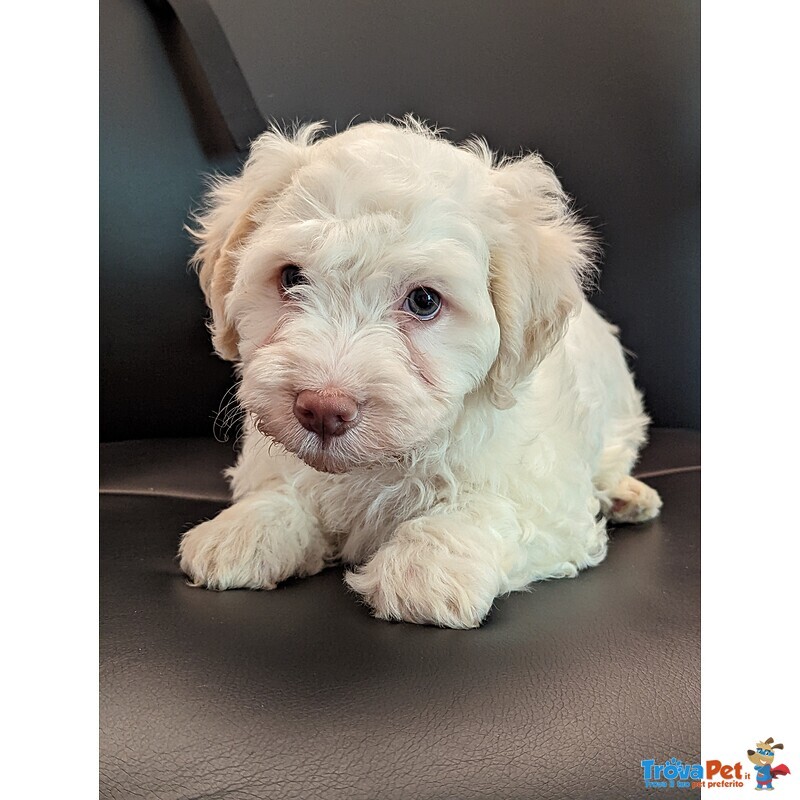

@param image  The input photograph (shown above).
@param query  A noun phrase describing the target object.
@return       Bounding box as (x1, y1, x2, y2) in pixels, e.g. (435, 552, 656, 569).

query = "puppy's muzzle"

(293, 389, 360, 439)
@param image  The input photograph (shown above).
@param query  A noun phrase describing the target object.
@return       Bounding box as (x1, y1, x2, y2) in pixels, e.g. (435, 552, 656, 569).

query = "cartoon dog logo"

(747, 738, 791, 791)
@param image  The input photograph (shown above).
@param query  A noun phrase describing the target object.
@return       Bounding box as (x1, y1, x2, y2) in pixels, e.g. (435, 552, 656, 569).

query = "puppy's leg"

(601, 475, 662, 524)
(345, 490, 610, 627)
(179, 491, 329, 590)
(345, 515, 502, 629)
(593, 411, 661, 524)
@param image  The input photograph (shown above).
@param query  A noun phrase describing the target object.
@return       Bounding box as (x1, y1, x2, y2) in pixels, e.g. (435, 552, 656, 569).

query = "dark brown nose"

(293, 390, 360, 438)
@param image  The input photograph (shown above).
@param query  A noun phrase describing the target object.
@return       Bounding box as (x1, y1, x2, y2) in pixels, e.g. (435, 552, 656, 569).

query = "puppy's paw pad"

(606, 476, 662, 523)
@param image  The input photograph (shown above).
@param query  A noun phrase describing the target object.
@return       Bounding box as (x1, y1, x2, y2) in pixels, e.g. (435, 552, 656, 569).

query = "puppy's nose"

(293, 390, 360, 438)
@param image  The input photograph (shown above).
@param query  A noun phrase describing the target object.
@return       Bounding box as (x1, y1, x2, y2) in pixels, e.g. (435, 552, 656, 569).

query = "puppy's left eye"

(403, 287, 441, 320)
(280, 264, 307, 290)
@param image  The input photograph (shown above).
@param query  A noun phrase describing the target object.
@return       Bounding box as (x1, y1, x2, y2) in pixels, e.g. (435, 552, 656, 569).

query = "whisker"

(212, 380, 243, 442)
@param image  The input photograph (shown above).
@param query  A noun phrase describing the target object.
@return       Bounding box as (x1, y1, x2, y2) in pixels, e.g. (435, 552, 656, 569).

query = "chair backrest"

(100, 0, 699, 441)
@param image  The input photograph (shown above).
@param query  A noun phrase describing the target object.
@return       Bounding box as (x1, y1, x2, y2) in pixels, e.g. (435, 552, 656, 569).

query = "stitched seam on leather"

(633, 465, 701, 479)
(99, 488, 231, 502)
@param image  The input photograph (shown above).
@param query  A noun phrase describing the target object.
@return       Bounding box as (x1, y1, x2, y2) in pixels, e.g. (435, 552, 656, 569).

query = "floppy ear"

(486, 153, 597, 409)
(189, 123, 325, 360)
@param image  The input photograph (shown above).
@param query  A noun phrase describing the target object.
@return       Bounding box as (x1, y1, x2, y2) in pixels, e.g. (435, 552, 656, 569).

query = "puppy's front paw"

(344, 534, 499, 629)
(179, 495, 326, 590)
(180, 515, 275, 590)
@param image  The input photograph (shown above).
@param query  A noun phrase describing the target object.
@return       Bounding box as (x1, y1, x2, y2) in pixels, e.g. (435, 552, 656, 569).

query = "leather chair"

(100, 1, 700, 797)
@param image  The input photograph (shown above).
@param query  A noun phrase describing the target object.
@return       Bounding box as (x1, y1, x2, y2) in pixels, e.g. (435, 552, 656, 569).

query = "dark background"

(100, 0, 699, 442)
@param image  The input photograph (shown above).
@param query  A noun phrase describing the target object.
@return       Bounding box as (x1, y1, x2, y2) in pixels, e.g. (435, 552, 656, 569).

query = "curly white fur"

(178, 117, 661, 628)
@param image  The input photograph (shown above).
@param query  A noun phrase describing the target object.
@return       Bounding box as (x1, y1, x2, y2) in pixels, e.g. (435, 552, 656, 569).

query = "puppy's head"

(192, 119, 594, 472)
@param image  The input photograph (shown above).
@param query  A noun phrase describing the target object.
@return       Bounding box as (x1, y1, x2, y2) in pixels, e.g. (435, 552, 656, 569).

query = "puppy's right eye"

(280, 265, 307, 290)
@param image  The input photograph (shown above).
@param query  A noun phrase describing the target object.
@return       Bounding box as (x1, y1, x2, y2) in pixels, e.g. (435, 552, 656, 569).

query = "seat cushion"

(100, 429, 699, 800)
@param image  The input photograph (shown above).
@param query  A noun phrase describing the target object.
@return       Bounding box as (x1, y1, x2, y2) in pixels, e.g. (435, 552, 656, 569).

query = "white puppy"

(178, 118, 662, 628)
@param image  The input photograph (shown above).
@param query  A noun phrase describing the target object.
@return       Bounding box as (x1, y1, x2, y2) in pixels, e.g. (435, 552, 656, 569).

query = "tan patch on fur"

(197, 208, 261, 361)
(487, 246, 575, 409)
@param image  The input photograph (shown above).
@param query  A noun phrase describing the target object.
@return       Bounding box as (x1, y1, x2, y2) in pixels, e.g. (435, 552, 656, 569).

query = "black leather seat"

(100, 432, 699, 799)
(100, 2, 699, 797)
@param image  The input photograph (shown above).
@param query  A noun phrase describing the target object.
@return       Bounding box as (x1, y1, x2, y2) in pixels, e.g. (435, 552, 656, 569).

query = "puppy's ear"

(190, 123, 324, 360)
(486, 153, 596, 409)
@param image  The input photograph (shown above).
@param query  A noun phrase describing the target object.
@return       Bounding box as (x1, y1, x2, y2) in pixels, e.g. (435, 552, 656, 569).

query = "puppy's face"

(193, 121, 593, 472)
